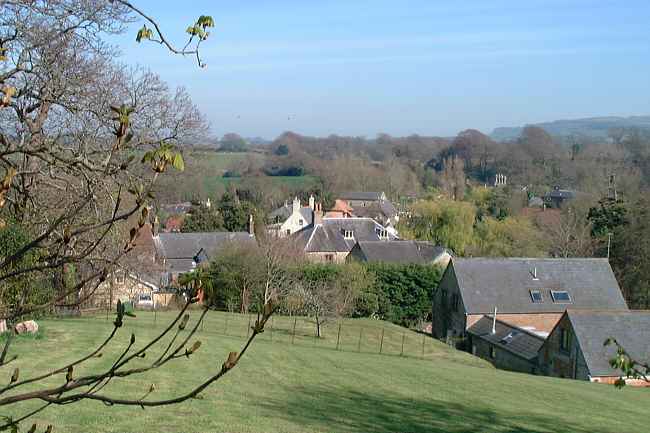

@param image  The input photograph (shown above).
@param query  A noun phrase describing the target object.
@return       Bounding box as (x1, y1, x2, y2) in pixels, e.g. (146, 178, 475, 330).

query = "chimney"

(313, 202, 323, 225)
(491, 307, 497, 334)
(248, 214, 255, 236)
(308, 194, 315, 211)
(292, 197, 300, 213)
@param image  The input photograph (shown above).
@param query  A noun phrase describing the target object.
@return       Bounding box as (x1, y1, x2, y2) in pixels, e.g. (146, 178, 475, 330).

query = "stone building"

(539, 310, 650, 385)
(267, 196, 315, 237)
(292, 217, 399, 263)
(467, 316, 545, 374)
(432, 258, 628, 343)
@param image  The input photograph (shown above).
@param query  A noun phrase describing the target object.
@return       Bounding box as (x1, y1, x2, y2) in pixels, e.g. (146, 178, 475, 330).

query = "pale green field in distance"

(4, 311, 648, 433)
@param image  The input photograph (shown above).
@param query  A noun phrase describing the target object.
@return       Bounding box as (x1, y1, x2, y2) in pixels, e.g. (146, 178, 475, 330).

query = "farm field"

(4, 311, 648, 433)
(154, 149, 322, 201)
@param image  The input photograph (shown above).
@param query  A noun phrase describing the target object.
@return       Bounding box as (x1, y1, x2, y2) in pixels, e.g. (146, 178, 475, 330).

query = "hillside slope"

(5, 312, 648, 433)
(491, 115, 650, 140)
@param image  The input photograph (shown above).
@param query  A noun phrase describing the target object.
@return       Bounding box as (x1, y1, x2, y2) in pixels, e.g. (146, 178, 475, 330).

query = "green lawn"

(3, 311, 648, 433)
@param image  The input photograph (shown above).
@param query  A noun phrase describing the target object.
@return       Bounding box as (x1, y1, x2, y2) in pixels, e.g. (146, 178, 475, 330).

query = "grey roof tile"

(293, 218, 398, 253)
(566, 310, 650, 377)
(355, 240, 449, 264)
(155, 232, 255, 260)
(468, 316, 545, 361)
(451, 258, 628, 314)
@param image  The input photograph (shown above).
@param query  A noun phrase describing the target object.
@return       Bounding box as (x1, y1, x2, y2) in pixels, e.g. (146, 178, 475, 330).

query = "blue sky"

(114, 1, 650, 138)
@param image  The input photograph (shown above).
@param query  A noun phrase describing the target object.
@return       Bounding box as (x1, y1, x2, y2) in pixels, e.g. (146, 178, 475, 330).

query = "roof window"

(551, 290, 572, 303)
(499, 330, 520, 345)
(530, 290, 543, 303)
(343, 230, 354, 240)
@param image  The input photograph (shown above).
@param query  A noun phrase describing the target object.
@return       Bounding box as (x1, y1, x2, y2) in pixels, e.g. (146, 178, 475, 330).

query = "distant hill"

(491, 115, 650, 141)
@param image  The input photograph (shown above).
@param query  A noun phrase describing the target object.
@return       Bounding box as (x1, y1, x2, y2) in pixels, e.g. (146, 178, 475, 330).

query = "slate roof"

(269, 204, 292, 220)
(340, 192, 385, 201)
(563, 310, 650, 377)
(293, 218, 398, 253)
(299, 207, 314, 225)
(449, 258, 628, 314)
(354, 241, 450, 265)
(468, 316, 545, 361)
(352, 201, 398, 220)
(154, 232, 255, 260)
(268, 205, 313, 225)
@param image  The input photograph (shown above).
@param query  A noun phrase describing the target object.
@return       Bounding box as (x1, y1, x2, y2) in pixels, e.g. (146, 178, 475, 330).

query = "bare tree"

(547, 205, 595, 258)
(0, 2, 280, 431)
(291, 263, 372, 338)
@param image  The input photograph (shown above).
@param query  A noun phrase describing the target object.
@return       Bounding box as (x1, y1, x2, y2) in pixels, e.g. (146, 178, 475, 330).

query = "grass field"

(179, 150, 321, 193)
(3, 311, 648, 433)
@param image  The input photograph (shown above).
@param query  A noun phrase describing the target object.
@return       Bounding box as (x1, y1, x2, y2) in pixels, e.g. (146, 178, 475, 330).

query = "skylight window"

(499, 330, 520, 345)
(551, 290, 572, 303)
(530, 290, 543, 303)
(343, 230, 354, 240)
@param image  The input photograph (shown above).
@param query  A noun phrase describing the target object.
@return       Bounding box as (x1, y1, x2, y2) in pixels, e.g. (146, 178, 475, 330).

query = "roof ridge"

(454, 257, 608, 261)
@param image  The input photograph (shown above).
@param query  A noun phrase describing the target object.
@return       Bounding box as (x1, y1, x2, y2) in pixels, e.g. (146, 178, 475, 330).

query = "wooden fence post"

(400, 333, 405, 356)
(291, 317, 297, 344)
(357, 327, 363, 352)
(379, 328, 385, 354)
(336, 323, 341, 351)
(270, 315, 274, 342)
(421, 333, 425, 357)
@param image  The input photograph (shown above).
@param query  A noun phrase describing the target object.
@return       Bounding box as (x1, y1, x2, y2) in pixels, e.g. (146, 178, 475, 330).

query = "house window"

(343, 230, 354, 240)
(325, 254, 334, 263)
(298, 219, 304, 226)
(451, 293, 459, 312)
(286, 229, 291, 235)
(530, 290, 543, 303)
(376, 228, 388, 239)
(489, 346, 496, 359)
(560, 328, 571, 353)
(551, 290, 571, 303)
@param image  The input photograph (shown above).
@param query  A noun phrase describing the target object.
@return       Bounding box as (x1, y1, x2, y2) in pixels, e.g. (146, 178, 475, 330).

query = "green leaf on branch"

(197, 15, 215, 28)
(172, 153, 185, 171)
(136, 25, 154, 43)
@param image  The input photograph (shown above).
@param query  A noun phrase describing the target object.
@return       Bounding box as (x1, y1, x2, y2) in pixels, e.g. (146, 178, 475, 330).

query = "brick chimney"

(313, 202, 323, 225)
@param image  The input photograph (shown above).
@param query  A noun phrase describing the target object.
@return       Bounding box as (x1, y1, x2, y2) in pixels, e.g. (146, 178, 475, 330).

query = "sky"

(114, 0, 650, 139)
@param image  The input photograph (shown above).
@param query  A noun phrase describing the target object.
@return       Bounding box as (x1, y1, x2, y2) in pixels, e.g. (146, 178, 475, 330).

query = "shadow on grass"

(258, 385, 614, 433)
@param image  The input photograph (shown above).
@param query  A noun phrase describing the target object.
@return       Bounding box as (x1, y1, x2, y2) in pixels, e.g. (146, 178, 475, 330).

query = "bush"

(363, 263, 442, 327)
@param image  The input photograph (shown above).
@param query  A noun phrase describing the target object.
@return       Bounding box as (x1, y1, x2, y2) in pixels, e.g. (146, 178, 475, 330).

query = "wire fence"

(98, 308, 443, 360)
